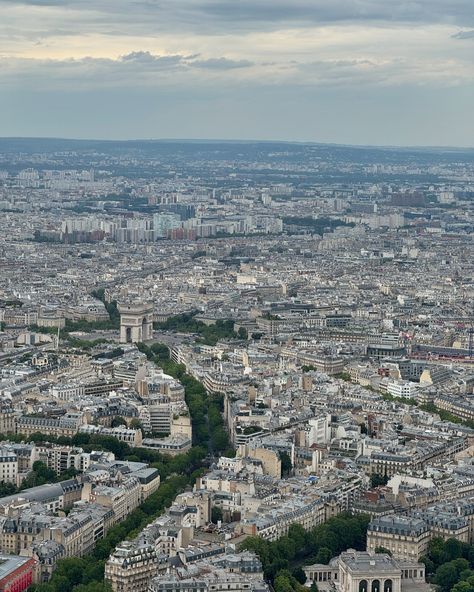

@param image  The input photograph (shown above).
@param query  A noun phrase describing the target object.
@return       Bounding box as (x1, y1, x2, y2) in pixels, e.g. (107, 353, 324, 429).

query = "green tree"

(110, 416, 127, 428)
(370, 473, 389, 488)
(452, 583, 474, 592)
(211, 506, 223, 524)
(287, 523, 306, 552)
(435, 560, 469, 592)
(129, 418, 144, 431)
(315, 547, 332, 564)
(0, 482, 17, 496)
(20, 461, 56, 490)
(237, 327, 248, 339)
(375, 547, 392, 556)
(279, 452, 292, 477)
(274, 574, 294, 592)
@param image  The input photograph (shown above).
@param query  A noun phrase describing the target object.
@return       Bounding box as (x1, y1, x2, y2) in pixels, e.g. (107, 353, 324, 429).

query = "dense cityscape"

(0, 138, 473, 592)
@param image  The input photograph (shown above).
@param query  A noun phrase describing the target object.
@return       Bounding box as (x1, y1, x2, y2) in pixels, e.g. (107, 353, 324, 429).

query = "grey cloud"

(190, 57, 254, 69)
(119, 52, 187, 67)
(1, 52, 469, 93)
(0, 52, 257, 90)
(3, 0, 474, 34)
(117, 52, 253, 70)
(452, 30, 474, 39)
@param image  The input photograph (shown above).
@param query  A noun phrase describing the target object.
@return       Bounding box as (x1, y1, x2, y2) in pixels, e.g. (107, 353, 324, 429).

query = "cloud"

(0, 50, 470, 93)
(191, 57, 254, 69)
(0, 0, 472, 146)
(0, 52, 258, 91)
(117, 52, 253, 71)
(452, 30, 474, 39)
(119, 51, 187, 67)
(192, 0, 474, 29)
(2, 0, 474, 41)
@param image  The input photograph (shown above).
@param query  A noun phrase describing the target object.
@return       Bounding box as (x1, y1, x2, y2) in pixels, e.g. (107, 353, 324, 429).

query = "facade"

(79, 425, 143, 447)
(141, 436, 192, 456)
(0, 405, 16, 435)
(87, 478, 142, 522)
(0, 555, 36, 592)
(236, 445, 281, 478)
(35, 445, 90, 475)
(304, 550, 427, 592)
(239, 497, 329, 541)
(16, 413, 84, 439)
(366, 516, 431, 561)
(105, 542, 167, 592)
(385, 381, 417, 399)
(0, 449, 18, 486)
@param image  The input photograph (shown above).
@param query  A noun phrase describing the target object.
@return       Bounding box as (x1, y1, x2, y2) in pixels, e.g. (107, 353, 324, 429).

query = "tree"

(240, 513, 369, 588)
(129, 418, 144, 432)
(370, 473, 389, 488)
(292, 567, 307, 584)
(20, 461, 56, 490)
(211, 506, 223, 524)
(279, 452, 292, 477)
(274, 574, 294, 592)
(111, 416, 127, 428)
(435, 560, 469, 592)
(237, 327, 248, 339)
(445, 538, 463, 561)
(452, 583, 474, 592)
(375, 547, 392, 556)
(0, 482, 16, 496)
(287, 523, 306, 551)
(315, 547, 332, 564)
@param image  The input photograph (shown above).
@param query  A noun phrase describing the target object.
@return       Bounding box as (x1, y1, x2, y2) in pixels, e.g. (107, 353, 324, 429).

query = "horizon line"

(0, 136, 473, 152)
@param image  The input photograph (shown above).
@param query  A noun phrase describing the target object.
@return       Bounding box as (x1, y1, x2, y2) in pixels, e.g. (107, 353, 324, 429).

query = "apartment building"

(366, 516, 431, 561)
(16, 413, 85, 439)
(86, 478, 142, 522)
(0, 448, 18, 485)
(105, 542, 168, 592)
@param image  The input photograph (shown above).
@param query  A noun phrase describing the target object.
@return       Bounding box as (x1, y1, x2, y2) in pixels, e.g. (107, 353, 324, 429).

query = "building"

(105, 542, 168, 592)
(0, 448, 18, 486)
(366, 516, 431, 561)
(16, 413, 84, 439)
(79, 425, 143, 447)
(236, 445, 281, 478)
(385, 380, 417, 399)
(0, 555, 36, 592)
(85, 478, 142, 522)
(35, 445, 90, 475)
(141, 435, 192, 456)
(304, 550, 427, 592)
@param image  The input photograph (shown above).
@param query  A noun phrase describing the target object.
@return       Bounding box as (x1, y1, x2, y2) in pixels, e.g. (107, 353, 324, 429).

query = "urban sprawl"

(0, 139, 473, 592)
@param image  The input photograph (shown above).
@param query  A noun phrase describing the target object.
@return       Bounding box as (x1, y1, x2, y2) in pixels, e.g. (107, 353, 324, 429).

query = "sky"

(0, 0, 473, 146)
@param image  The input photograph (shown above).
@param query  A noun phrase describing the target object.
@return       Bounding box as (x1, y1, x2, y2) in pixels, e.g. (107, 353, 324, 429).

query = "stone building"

(366, 516, 431, 561)
(304, 550, 428, 592)
(105, 541, 168, 592)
